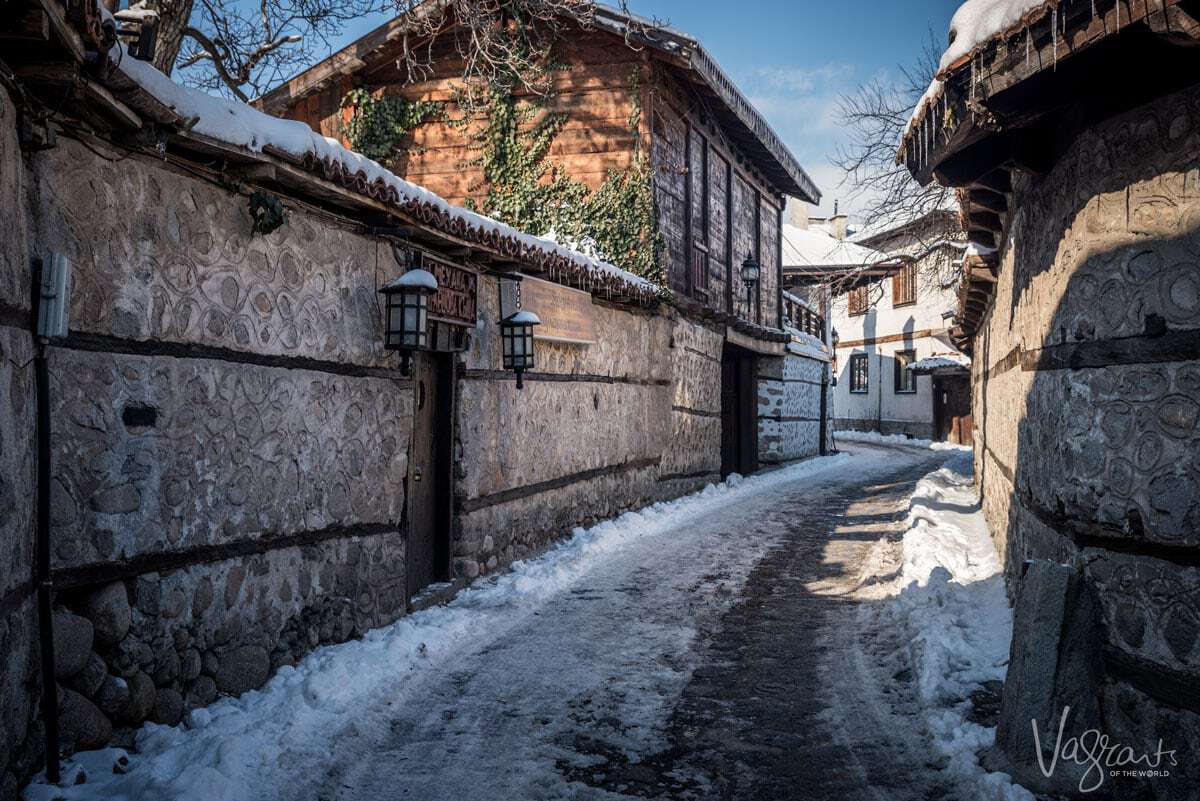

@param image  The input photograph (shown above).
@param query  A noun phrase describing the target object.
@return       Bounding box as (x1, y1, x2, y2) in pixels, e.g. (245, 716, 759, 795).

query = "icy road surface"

(29, 444, 1031, 801)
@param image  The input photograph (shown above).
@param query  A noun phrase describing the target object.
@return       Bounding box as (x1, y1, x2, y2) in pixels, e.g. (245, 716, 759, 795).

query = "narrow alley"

(37, 443, 1022, 801)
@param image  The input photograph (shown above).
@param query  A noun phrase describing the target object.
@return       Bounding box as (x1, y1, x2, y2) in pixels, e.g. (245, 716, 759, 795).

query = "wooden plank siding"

(270, 22, 788, 327)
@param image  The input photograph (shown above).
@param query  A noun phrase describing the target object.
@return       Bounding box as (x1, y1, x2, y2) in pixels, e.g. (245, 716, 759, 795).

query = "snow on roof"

(504, 310, 542, 325)
(910, 354, 971, 372)
(902, 1, 1057, 155)
(107, 32, 655, 300)
(384, 269, 438, 292)
(782, 223, 887, 268)
(941, 0, 1052, 73)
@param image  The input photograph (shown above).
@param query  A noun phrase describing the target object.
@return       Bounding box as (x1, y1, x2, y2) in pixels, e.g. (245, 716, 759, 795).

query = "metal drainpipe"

(33, 307, 59, 782)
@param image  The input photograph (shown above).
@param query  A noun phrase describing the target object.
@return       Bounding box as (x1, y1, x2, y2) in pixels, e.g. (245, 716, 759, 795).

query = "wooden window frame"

(894, 349, 917, 394)
(892, 264, 917, 307)
(849, 353, 869, 394)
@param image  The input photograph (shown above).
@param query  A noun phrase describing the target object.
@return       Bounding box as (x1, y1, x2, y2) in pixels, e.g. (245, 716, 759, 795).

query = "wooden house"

(256, 6, 820, 342)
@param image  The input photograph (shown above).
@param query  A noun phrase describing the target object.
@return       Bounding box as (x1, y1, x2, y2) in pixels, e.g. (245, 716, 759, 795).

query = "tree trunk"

(151, 0, 195, 76)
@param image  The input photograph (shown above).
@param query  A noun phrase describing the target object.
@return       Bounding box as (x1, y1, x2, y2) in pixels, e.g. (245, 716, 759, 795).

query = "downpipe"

(34, 328, 59, 783)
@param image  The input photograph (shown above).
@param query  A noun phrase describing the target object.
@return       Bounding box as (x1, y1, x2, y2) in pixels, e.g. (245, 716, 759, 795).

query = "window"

(849, 354, 869, 393)
(892, 264, 917, 307)
(848, 285, 869, 316)
(894, 349, 917, 394)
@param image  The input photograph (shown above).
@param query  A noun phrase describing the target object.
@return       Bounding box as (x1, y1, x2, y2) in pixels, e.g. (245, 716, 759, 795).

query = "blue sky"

(321, 1, 961, 217)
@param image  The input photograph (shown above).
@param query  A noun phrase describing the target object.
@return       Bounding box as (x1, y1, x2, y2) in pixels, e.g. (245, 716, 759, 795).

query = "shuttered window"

(848, 286, 869, 316)
(892, 264, 917, 307)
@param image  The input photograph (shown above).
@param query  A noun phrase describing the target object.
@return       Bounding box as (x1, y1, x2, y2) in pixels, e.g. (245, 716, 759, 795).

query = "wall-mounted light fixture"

(500, 310, 540, 390)
(379, 265, 438, 374)
(740, 253, 760, 316)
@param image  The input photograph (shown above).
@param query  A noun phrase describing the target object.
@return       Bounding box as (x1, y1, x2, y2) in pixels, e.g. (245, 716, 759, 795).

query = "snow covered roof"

(781, 224, 887, 269)
(910, 354, 971, 373)
(384, 269, 439, 292)
(93, 14, 658, 307)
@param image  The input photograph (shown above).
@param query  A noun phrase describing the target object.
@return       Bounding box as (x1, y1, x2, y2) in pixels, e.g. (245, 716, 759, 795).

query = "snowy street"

(30, 443, 1028, 801)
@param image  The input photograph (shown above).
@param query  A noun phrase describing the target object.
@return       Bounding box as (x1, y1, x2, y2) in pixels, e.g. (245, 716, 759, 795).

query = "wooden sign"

(501, 275, 597, 345)
(423, 254, 477, 328)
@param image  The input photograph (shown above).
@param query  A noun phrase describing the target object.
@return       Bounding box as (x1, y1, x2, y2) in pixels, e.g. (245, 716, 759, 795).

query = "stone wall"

(974, 83, 1200, 797)
(14, 138, 414, 755)
(453, 274, 723, 575)
(0, 87, 44, 798)
(0, 110, 734, 781)
(757, 353, 829, 463)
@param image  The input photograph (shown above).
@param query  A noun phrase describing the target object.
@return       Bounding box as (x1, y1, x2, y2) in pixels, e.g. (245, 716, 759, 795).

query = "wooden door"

(934, 375, 973, 445)
(408, 353, 453, 601)
(720, 348, 758, 477)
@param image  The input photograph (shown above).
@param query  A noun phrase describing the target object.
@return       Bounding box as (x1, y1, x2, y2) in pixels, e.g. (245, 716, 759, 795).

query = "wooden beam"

(969, 188, 1008, 214)
(227, 163, 278, 182)
(0, 10, 50, 42)
(971, 169, 1012, 194)
(32, 0, 85, 63)
(968, 211, 1004, 233)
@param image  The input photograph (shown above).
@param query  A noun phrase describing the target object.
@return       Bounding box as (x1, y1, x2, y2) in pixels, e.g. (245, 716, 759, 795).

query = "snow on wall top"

(107, 33, 657, 302)
(782, 223, 888, 268)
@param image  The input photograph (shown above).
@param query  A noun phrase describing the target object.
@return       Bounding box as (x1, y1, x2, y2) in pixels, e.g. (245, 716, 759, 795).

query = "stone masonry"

(974, 82, 1200, 799)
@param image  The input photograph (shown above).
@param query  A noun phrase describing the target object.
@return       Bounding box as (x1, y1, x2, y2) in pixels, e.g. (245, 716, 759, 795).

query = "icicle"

(1091, 0, 1096, 18)
(1025, 28, 1031, 67)
(1052, 7, 1058, 69)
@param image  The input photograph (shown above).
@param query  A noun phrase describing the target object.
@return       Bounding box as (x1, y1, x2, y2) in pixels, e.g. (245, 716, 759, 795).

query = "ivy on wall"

(461, 83, 664, 284)
(340, 88, 442, 164)
(341, 71, 664, 284)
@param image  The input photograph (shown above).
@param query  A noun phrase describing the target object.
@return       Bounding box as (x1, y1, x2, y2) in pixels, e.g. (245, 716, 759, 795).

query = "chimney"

(829, 200, 848, 240)
(785, 197, 809, 229)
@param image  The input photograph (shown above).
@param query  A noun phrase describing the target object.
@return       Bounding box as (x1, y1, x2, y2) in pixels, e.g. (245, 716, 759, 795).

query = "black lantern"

(740, 252, 760, 315)
(831, 328, 840, 348)
(500, 309, 540, 389)
(379, 267, 438, 370)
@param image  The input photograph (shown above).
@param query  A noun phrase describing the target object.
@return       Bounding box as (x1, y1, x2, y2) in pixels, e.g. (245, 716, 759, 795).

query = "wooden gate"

(933, 374, 973, 445)
(407, 352, 454, 601)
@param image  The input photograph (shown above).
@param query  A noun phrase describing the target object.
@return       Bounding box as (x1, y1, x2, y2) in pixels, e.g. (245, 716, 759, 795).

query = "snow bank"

(835, 429, 969, 452)
(25, 451, 863, 801)
(874, 451, 1033, 800)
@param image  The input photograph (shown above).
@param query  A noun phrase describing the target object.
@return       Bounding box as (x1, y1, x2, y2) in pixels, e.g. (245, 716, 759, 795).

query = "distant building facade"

(782, 208, 969, 442)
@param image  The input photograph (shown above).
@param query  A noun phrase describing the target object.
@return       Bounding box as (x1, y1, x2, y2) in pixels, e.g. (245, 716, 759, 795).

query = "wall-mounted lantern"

(500, 310, 540, 390)
(740, 253, 760, 315)
(379, 267, 438, 373)
(831, 328, 840, 349)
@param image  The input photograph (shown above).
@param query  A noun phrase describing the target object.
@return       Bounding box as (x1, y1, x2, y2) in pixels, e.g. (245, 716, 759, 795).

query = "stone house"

(901, 1, 1200, 796)
(257, 3, 829, 473)
(0, 0, 819, 790)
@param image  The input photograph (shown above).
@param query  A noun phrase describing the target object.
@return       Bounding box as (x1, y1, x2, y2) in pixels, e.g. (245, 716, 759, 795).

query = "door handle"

(413, 467, 423, 482)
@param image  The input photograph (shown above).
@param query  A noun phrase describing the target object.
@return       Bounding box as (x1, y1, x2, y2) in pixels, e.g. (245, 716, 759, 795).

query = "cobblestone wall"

(17, 139, 414, 755)
(757, 353, 829, 464)
(974, 83, 1200, 797)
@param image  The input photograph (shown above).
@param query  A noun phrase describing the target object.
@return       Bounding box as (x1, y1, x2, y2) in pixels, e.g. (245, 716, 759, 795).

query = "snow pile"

(873, 450, 1033, 800)
(835, 430, 969, 451)
(24, 450, 861, 801)
(109, 41, 653, 294)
